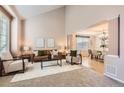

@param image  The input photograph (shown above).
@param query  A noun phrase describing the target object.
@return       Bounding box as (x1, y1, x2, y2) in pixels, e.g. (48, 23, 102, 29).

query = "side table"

(21, 54, 34, 64)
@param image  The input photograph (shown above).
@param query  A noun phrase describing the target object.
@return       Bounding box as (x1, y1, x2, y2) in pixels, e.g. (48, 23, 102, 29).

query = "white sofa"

(0, 52, 28, 74)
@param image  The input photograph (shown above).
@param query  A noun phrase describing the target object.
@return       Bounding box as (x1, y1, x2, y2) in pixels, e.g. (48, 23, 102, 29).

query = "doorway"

(76, 21, 109, 74)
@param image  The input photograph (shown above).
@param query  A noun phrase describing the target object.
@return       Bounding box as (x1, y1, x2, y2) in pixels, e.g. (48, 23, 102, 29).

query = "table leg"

(32, 61, 33, 64)
(60, 60, 62, 66)
(0, 62, 2, 77)
(57, 60, 62, 66)
(57, 60, 59, 65)
(41, 61, 43, 69)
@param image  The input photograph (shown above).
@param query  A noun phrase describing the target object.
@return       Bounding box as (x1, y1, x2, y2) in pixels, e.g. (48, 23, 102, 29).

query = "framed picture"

(35, 38, 45, 48)
(47, 38, 55, 48)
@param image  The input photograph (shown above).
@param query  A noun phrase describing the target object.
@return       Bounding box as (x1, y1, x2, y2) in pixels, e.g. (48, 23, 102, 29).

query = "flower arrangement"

(100, 32, 108, 50)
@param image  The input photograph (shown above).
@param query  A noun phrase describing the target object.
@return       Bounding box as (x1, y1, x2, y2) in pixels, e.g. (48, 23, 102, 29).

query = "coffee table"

(41, 57, 62, 69)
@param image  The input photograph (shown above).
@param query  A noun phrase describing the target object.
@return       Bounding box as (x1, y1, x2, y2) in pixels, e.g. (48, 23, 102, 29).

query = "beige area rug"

(11, 60, 83, 83)
(9, 67, 124, 87)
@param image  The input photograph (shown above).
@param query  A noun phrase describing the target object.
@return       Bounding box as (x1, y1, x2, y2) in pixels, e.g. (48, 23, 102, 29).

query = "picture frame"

(35, 38, 45, 48)
(47, 38, 55, 48)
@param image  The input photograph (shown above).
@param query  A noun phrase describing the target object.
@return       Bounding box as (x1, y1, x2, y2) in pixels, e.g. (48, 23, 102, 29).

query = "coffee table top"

(41, 57, 60, 62)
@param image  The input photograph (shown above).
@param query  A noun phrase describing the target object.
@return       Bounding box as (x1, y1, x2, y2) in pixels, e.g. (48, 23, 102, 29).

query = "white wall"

(65, 5, 124, 82)
(24, 7, 65, 50)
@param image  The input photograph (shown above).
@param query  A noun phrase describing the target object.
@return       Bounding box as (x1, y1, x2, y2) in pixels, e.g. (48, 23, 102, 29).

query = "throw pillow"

(52, 50, 58, 55)
(38, 50, 44, 56)
(33, 51, 38, 56)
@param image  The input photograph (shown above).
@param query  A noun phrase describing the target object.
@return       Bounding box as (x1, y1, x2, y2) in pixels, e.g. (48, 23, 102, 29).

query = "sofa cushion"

(44, 50, 48, 55)
(34, 55, 48, 61)
(38, 50, 45, 56)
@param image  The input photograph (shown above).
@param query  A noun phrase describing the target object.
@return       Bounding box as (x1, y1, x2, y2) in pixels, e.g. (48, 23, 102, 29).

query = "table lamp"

(23, 46, 30, 54)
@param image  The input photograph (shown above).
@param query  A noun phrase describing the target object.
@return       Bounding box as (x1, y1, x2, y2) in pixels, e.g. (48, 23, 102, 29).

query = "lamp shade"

(23, 46, 29, 51)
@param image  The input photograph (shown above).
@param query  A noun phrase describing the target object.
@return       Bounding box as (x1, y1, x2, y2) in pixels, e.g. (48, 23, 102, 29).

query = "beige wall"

(24, 7, 65, 50)
(90, 35, 96, 50)
(65, 5, 124, 82)
(65, 6, 120, 34)
(67, 33, 76, 49)
(108, 18, 118, 55)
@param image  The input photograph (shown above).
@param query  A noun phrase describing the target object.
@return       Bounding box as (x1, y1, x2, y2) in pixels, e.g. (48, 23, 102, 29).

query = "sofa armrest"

(78, 54, 82, 61)
(1, 58, 21, 62)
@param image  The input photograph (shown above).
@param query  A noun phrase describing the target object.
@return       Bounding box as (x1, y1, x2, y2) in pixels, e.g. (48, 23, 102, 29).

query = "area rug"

(9, 67, 124, 87)
(11, 60, 83, 83)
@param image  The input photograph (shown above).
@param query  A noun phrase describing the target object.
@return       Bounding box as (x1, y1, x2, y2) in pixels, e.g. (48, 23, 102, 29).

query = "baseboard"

(104, 73, 124, 84)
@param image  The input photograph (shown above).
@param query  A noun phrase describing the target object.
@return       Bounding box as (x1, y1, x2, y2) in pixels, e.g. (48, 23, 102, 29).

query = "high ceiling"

(15, 5, 64, 19)
(77, 21, 109, 36)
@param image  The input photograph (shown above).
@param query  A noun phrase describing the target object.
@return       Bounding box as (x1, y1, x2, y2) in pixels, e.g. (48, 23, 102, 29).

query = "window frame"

(0, 5, 13, 53)
(76, 35, 90, 50)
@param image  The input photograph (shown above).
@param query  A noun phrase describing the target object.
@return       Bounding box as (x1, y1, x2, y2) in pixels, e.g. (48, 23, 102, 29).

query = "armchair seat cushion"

(66, 56, 81, 63)
(5, 59, 28, 73)
(1, 51, 29, 74)
(72, 56, 81, 63)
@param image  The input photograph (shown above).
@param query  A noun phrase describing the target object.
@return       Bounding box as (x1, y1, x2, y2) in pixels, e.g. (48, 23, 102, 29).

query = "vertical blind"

(0, 11, 9, 52)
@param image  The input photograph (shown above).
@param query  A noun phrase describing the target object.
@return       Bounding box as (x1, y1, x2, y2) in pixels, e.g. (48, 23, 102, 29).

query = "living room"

(0, 5, 124, 88)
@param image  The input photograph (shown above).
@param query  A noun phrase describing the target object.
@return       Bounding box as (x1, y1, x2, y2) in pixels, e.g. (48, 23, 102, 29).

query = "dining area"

(88, 49, 108, 62)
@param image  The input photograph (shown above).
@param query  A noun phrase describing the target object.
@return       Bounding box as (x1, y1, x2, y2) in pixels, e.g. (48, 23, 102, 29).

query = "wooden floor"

(82, 57, 104, 74)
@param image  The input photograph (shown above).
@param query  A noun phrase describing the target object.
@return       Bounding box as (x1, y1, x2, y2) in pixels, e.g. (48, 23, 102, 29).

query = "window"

(76, 35, 90, 50)
(0, 6, 12, 52)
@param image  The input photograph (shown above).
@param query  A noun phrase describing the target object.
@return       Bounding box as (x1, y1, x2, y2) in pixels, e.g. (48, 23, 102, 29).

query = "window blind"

(0, 11, 9, 52)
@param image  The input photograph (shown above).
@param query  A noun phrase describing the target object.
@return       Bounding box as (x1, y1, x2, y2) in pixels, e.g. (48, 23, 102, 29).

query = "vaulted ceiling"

(77, 21, 109, 36)
(15, 5, 64, 20)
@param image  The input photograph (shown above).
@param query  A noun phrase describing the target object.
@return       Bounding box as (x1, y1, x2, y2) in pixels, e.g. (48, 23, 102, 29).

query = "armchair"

(66, 50, 82, 65)
(0, 52, 28, 76)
